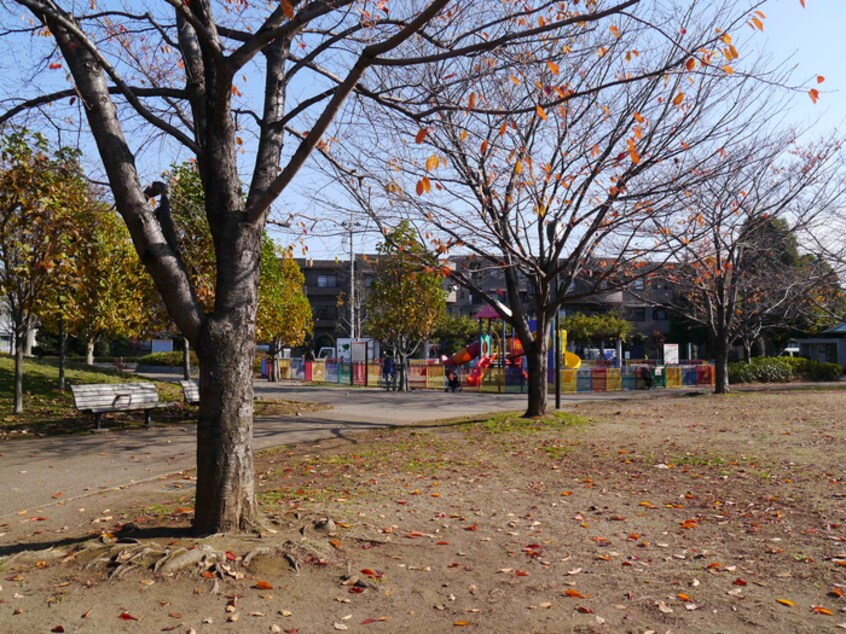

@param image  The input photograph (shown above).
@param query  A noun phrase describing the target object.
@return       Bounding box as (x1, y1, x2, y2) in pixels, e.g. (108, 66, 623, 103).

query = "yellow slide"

(563, 351, 582, 369)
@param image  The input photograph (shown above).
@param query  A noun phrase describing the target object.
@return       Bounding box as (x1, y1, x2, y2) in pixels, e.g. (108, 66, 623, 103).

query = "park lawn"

(0, 355, 183, 432)
(1, 389, 844, 633)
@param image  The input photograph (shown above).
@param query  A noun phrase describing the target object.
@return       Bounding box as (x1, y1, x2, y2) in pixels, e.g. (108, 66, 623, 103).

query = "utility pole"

(343, 219, 362, 340)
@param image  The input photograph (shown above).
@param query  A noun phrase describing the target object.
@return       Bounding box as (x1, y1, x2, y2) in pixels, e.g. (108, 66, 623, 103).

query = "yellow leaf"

(721, 33, 732, 44)
(280, 0, 294, 19)
(627, 138, 640, 164)
(536, 105, 548, 120)
(547, 60, 559, 75)
(509, 75, 520, 85)
(460, 130, 468, 141)
(721, 65, 734, 75)
(415, 128, 427, 144)
(776, 599, 796, 607)
(514, 161, 523, 175)
(672, 92, 685, 106)
(425, 154, 440, 172)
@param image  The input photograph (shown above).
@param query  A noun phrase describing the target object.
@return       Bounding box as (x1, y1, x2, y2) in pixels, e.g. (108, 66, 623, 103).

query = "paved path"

(0, 380, 679, 546)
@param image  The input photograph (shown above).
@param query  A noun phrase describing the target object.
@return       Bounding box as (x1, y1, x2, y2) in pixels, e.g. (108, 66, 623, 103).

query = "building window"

(652, 308, 668, 321)
(628, 307, 646, 322)
(317, 274, 337, 288)
(632, 277, 645, 290)
(314, 305, 338, 320)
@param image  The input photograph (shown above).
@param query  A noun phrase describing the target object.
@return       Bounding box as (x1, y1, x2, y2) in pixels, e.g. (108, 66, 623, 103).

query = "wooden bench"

(178, 379, 200, 405)
(71, 383, 172, 430)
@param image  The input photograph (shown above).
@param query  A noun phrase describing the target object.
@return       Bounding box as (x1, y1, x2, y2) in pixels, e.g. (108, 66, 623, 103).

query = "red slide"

(465, 354, 493, 386)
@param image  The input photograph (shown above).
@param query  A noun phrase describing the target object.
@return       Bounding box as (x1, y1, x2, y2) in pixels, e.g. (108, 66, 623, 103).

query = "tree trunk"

(397, 351, 408, 392)
(14, 333, 24, 414)
(713, 338, 730, 395)
(194, 317, 259, 534)
(523, 340, 548, 417)
(58, 316, 67, 392)
(85, 336, 95, 366)
(183, 337, 192, 380)
(742, 340, 752, 363)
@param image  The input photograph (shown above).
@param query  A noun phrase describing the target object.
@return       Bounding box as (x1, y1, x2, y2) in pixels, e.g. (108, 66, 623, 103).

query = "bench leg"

(145, 410, 152, 428)
(94, 413, 102, 431)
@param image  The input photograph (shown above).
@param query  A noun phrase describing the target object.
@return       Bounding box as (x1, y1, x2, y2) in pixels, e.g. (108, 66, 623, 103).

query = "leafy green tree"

(432, 313, 479, 358)
(0, 130, 88, 412)
(256, 237, 313, 380)
(562, 312, 633, 352)
(367, 221, 447, 391)
(40, 208, 159, 369)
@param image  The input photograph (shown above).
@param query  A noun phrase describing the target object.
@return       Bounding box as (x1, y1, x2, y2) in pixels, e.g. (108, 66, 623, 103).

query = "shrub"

(729, 358, 793, 384)
(728, 361, 755, 384)
(801, 360, 843, 382)
(138, 351, 199, 367)
(778, 356, 808, 374)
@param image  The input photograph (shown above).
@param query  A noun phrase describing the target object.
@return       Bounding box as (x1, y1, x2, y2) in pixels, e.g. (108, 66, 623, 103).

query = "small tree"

(0, 130, 87, 412)
(658, 136, 844, 393)
(562, 312, 633, 359)
(367, 221, 446, 390)
(431, 313, 479, 358)
(40, 207, 158, 368)
(256, 237, 313, 380)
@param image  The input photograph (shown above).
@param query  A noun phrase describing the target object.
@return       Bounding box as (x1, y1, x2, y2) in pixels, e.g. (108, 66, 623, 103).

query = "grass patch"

(464, 410, 589, 434)
(0, 355, 182, 431)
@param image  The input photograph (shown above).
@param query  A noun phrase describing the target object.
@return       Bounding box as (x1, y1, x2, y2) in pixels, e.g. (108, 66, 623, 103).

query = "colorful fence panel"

(275, 357, 714, 395)
(606, 368, 622, 391)
(665, 366, 682, 388)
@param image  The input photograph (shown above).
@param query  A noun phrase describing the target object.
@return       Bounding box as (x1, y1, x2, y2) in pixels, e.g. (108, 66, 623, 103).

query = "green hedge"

(729, 358, 793, 384)
(137, 351, 199, 367)
(802, 360, 843, 381)
(729, 356, 843, 384)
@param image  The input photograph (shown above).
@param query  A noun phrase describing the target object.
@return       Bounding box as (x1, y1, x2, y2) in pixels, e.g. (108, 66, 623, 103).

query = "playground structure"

(442, 305, 582, 387)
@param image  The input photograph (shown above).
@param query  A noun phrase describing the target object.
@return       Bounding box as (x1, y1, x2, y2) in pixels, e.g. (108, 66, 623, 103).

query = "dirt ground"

(1, 389, 845, 633)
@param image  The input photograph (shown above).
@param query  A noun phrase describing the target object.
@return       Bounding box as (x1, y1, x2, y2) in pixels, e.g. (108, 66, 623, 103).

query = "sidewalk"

(0, 381, 700, 549)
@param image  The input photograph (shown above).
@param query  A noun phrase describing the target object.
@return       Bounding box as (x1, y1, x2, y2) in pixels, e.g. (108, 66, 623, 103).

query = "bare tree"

(332, 1, 794, 415)
(655, 135, 845, 393)
(0, 0, 675, 533)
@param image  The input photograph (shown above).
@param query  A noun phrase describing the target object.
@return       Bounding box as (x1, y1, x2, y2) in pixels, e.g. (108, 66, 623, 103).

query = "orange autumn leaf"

(811, 606, 833, 615)
(677, 593, 691, 602)
(509, 75, 520, 85)
(536, 105, 548, 120)
(564, 589, 588, 598)
(776, 598, 796, 607)
(468, 92, 476, 109)
(672, 92, 685, 106)
(253, 581, 274, 590)
(480, 140, 489, 155)
(685, 58, 696, 71)
(453, 621, 471, 627)
(721, 65, 734, 75)
(547, 61, 559, 75)
(817, 75, 825, 84)
(633, 112, 645, 124)
(809, 88, 820, 104)
(425, 154, 440, 171)
(280, 0, 295, 19)
(415, 128, 427, 144)
(329, 539, 342, 549)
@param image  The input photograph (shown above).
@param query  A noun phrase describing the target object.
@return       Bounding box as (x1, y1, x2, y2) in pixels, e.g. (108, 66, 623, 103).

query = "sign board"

(663, 343, 679, 365)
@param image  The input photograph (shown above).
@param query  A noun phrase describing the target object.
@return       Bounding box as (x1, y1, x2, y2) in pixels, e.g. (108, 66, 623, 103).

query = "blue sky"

(757, 0, 845, 134)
